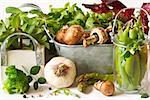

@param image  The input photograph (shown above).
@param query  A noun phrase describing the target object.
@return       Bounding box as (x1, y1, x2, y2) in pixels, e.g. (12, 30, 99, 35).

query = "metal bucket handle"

(20, 3, 42, 11)
(111, 7, 150, 41)
(0, 33, 43, 66)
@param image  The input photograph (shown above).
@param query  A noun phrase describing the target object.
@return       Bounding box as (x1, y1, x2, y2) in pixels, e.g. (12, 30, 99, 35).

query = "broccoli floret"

(3, 65, 30, 94)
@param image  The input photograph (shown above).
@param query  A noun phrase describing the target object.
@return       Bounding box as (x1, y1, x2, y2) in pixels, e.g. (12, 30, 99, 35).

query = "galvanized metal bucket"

(44, 27, 113, 75)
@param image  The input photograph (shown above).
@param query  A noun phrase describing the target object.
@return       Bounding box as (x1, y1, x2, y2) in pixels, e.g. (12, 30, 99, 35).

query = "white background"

(0, 0, 150, 100)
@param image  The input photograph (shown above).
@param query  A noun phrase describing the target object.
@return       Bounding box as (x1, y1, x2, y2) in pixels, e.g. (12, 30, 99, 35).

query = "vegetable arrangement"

(1, 0, 150, 99)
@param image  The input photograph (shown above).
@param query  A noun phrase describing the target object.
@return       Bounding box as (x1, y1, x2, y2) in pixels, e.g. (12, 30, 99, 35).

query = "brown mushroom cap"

(100, 81, 115, 96)
(56, 25, 69, 43)
(63, 25, 84, 45)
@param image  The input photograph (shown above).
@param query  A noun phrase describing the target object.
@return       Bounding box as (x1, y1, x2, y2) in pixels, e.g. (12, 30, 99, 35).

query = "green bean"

(129, 27, 138, 40)
(119, 23, 131, 44)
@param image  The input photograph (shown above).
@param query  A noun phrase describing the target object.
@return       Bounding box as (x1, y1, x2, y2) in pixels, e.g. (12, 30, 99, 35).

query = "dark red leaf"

(83, 0, 126, 14)
(118, 9, 134, 22)
(142, 3, 150, 14)
(141, 3, 150, 34)
(82, 3, 111, 13)
(101, 0, 117, 3)
(107, 0, 126, 14)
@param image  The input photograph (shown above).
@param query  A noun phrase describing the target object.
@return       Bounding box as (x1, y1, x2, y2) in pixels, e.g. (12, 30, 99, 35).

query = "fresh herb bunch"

(46, 2, 113, 33)
(0, 7, 49, 49)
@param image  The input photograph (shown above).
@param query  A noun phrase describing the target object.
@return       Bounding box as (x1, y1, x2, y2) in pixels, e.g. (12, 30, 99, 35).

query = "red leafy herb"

(82, 3, 111, 14)
(118, 9, 134, 22)
(141, 3, 150, 34)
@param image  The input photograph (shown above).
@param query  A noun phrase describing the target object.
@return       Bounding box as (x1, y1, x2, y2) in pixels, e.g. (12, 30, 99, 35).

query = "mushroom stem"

(83, 34, 99, 47)
(83, 27, 109, 47)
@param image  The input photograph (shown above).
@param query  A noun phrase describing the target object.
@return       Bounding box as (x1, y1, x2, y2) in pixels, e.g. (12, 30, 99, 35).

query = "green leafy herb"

(50, 88, 80, 98)
(38, 77, 46, 84)
(0, 7, 49, 49)
(6, 7, 22, 14)
(30, 66, 41, 75)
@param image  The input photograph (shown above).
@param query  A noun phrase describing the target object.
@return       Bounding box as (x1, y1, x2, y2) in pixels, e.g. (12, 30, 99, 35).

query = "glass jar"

(113, 41, 148, 93)
(111, 7, 150, 93)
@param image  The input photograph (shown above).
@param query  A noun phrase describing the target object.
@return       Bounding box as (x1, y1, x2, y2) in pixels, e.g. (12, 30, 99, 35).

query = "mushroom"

(63, 25, 84, 45)
(83, 27, 109, 47)
(56, 25, 69, 43)
(94, 80, 115, 96)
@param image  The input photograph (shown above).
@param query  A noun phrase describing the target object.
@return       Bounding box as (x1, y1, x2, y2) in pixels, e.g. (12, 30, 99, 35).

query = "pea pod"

(119, 23, 131, 44)
(124, 54, 134, 77)
(131, 52, 141, 89)
(138, 28, 145, 40)
(115, 46, 122, 87)
(118, 48, 130, 89)
(139, 45, 147, 82)
(129, 27, 138, 40)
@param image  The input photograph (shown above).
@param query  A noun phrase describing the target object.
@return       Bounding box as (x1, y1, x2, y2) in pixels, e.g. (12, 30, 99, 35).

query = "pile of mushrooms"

(56, 25, 110, 47)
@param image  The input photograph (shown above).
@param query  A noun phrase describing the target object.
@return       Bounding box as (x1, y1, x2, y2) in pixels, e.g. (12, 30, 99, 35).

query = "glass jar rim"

(112, 35, 148, 48)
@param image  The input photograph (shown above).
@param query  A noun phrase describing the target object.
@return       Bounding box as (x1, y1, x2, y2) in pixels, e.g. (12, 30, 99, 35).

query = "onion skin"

(44, 57, 76, 88)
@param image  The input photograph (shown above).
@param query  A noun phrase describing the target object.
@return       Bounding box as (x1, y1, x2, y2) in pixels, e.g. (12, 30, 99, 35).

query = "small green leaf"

(141, 93, 149, 98)
(26, 25, 35, 34)
(6, 7, 21, 14)
(30, 66, 41, 75)
(21, 23, 28, 31)
(0, 21, 6, 33)
(6, 37, 18, 48)
(85, 17, 95, 29)
(27, 75, 33, 83)
(33, 81, 38, 90)
(10, 14, 20, 29)
(41, 35, 47, 42)
(123, 51, 131, 59)
(38, 77, 46, 84)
